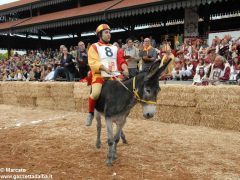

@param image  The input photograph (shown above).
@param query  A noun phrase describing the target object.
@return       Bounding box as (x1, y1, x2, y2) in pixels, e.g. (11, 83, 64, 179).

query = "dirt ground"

(0, 104, 240, 180)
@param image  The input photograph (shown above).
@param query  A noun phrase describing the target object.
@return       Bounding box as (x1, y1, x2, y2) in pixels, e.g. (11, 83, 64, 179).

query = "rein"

(114, 75, 157, 105)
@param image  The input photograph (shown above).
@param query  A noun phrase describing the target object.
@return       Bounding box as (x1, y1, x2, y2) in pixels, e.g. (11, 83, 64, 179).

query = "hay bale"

(153, 105, 200, 126)
(36, 97, 55, 109)
(195, 85, 240, 96)
(75, 98, 88, 113)
(36, 82, 52, 97)
(1, 82, 18, 105)
(199, 109, 240, 131)
(52, 97, 75, 111)
(195, 86, 240, 104)
(51, 82, 74, 97)
(0, 83, 3, 104)
(196, 102, 240, 111)
(27, 82, 39, 97)
(159, 85, 196, 107)
(195, 86, 240, 111)
(73, 83, 90, 99)
(14, 82, 29, 96)
(16, 96, 37, 107)
(1, 82, 239, 131)
(129, 104, 143, 119)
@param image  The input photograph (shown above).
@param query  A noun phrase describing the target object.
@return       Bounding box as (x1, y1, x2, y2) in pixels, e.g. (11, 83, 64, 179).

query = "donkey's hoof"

(96, 142, 101, 149)
(122, 139, 128, 144)
(106, 160, 113, 166)
(113, 154, 117, 160)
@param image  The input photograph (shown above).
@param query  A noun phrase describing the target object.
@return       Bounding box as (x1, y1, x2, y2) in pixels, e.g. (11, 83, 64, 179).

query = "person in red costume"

(85, 24, 129, 126)
(206, 55, 230, 82)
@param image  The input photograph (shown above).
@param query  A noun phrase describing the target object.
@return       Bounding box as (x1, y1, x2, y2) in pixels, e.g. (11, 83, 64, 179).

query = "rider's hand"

(105, 68, 112, 75)
(122, 70, 129, 77)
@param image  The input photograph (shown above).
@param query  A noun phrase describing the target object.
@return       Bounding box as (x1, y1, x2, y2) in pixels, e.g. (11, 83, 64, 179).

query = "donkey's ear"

(158, 58, 172, 75)
(148, 59, 161, 72)
(144, 60, 161, 81)
(144, 59, 172, 81)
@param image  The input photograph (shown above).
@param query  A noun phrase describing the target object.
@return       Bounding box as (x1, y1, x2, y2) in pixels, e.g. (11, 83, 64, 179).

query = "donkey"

(94, 59, 171, 166)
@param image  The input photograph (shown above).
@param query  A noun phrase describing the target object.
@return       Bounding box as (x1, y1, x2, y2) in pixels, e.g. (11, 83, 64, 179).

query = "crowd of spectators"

(0, 42, 89, 82)
(0, 34, 240, 85)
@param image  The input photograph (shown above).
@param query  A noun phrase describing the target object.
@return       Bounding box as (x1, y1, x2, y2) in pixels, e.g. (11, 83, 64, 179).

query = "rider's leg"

(85, 82, 103, 126)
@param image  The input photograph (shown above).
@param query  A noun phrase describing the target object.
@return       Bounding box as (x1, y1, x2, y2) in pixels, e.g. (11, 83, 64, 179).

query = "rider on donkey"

(85, 24, 129, 126)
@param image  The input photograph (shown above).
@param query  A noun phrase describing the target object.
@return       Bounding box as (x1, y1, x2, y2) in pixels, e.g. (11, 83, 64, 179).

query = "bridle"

(115, 76, 157, 105)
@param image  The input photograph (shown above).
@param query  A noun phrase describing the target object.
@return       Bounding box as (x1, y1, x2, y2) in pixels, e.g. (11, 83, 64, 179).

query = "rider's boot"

(85, 97, 97, 126)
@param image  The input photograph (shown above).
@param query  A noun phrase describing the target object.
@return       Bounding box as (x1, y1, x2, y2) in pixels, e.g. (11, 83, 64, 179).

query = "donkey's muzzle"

(143, 105, 156, 119)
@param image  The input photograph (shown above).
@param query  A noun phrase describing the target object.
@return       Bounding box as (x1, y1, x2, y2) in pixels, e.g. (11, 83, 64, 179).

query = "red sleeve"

(220, 67, 230, 80)
(117, 49, 128, 71)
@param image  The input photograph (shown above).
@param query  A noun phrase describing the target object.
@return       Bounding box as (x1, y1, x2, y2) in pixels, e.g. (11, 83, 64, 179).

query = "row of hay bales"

(0, 82, 239, 131)
(0, 82, 90, 113)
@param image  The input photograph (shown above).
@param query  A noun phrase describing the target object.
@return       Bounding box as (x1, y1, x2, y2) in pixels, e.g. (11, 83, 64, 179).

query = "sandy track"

(0, 105, 240, 180)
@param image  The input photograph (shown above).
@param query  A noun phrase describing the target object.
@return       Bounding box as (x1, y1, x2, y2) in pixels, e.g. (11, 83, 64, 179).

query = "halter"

(115, 76, 157, 105)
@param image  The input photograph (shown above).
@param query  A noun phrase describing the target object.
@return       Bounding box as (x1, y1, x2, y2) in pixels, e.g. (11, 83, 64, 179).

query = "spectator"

(149, 36, 156, 48)
(77, 41, 89, 79)
(61, 47, 78, 81)
(124, 38, 140, 77)
(181, 58, 193, 80)
(207, 55, 230, 82)
(139, 38, 158, 71)
(53, 45, 67, 81)
(172, 58, 183, 80)
(161, 49, 175, 77)
(193, 66, 208, 86)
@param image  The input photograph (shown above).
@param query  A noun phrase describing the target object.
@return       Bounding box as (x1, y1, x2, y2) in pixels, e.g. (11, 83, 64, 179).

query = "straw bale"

(129, 104, 143, 119)
(153, 105, 200, 126)
(158, 85, 196, 106)
(1, 82, 239, 131)
(196, 94, 240, 104)
(0, 83, 3, 104)
(15, 82, 27, 96)
(26, 82, 39, 97)
(16, 96, 37, 107)
(2, 94, 17, 105)
(1, 82, 17, 105)
(36, 97, 54, 109)
(36, 82, 52, 97)
(51, 82, 74, 97)
(73, 83, 90, 99)
(52, 97, 75, 111)
(199, 110, 240, 131)
(1, 82, 17, 94)
(195, 85, 240, 96)
(75, 98, 88, 112)
(161, 84, 196, 94)
(158, 99, 196, 107)
(196, 102, 240, 111)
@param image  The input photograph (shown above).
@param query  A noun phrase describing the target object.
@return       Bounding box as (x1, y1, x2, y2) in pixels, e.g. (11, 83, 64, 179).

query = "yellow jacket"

(161, 53, 175, 76)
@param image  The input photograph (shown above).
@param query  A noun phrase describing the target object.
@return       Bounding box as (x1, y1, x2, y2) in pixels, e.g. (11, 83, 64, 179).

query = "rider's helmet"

(96, 24, 111, 38)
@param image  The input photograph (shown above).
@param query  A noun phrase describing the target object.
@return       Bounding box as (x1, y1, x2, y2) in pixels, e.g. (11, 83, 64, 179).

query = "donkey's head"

(141, 59, 172, 119)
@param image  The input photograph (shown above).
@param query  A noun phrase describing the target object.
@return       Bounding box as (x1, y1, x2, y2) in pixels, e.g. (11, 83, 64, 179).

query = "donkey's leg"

(121, 130, 128, 144)
(106, 117, 115, 166)
(121, 111, 129, 144)
(95, 111, 101, 149)
(113, 125, 122, 160)
(113, 117, 127, 160)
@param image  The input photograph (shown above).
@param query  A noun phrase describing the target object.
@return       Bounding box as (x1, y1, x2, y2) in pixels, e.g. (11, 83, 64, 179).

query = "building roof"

(109, 0, 163, 10)
(0, 0, 39, 11)
(0, 0, 232, 34)
(0, 0, 121, 32)
(0, 0, 71, 16)
(0, 18, 28, 30)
